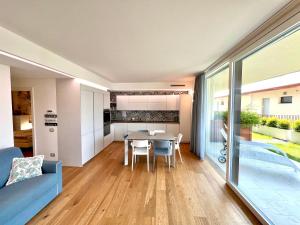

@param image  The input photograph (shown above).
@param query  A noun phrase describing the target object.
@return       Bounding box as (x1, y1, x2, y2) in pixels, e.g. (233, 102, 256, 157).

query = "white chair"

(131, 140, 151, 172)
(175, 133, 183, 163)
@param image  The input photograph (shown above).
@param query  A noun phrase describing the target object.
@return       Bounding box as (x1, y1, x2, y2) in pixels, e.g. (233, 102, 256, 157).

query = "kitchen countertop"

(111, 120, 179, 124)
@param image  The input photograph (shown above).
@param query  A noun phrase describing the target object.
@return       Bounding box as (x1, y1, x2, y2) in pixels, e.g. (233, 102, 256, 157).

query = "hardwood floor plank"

(28, 143, 261, 225)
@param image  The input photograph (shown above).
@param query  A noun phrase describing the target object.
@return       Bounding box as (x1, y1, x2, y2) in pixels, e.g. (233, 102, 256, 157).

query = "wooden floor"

(29, 142, 261, 225)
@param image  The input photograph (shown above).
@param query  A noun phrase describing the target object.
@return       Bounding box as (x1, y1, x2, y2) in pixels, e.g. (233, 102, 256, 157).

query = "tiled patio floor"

(207, 143, 300, 225)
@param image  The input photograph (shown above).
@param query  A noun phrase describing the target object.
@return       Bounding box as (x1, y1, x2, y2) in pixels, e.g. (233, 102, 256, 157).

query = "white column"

(0, 64, 14, 148)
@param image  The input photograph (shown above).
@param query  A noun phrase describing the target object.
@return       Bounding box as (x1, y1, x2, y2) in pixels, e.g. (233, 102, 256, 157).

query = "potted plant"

(223, 111, 260, 141)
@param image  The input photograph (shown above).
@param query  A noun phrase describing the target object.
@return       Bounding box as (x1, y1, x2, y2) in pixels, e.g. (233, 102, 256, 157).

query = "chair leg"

(178, 147, 183, 163)
(168, 155, 171, 171)
(147, 153, 149, 172)
(132, 153, 134, 171)
(165, 155, 167, 163)
(135, 155, 137, 163)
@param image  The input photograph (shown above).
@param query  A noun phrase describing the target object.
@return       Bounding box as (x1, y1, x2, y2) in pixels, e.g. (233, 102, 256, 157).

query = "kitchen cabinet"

(104, 92, 110, 109)
(146, 123, 166, 131)
(114, 123, 128, 141)
(166, 124, 180, 135)
(94, 92, 104, 154)
(127, 123, 147, 132)
(81, 90, 95, 164)
(166, 95, 179, 110)
(116, 95, 179, 111)
(117, 96, 128, 110)
(147, 102, 166, 110)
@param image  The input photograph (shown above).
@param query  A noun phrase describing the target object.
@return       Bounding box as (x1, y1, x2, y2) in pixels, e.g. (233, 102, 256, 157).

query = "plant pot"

(240, 127, 252, 141)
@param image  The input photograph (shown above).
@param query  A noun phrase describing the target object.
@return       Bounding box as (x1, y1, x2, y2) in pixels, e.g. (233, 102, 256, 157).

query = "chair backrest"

(131, 140, 149, 148)
(0, 147, 23, 188)
(177, 133, 183, 143)
(154, 130, 166, 134)
(153, 140, 172, 154)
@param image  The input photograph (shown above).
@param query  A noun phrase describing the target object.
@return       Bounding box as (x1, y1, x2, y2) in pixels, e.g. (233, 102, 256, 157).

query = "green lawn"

(252, 132, 300, 163)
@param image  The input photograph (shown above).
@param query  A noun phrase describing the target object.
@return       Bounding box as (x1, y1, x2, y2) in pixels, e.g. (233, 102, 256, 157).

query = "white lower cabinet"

(127, 123, 147, 133)
(166, 124, 180, 136)
(112, 123, 179, 142)
(114, 123, 128, 141)
(146, 123, 166, 131)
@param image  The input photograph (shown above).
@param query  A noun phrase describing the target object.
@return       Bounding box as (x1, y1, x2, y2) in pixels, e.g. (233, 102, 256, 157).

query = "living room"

(0, 1, 299, 225)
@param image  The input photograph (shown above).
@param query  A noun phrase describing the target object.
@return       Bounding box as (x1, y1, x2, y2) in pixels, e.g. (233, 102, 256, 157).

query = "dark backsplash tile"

(111, 110, 179, 123)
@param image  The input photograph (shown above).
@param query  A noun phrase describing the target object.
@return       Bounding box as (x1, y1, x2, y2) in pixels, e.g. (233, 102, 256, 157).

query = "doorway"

(262, 98, 270, 116)
(11, 89, 34, 157)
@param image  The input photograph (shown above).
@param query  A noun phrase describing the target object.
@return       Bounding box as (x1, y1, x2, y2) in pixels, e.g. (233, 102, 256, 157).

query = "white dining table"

(124, 131, 177, 167)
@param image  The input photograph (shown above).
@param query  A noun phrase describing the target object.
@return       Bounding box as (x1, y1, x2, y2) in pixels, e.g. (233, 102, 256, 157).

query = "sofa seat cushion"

(0, 174, 57, 222)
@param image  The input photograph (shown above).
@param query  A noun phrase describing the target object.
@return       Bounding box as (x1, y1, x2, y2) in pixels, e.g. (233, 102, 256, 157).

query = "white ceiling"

(0, 0, 290, 83)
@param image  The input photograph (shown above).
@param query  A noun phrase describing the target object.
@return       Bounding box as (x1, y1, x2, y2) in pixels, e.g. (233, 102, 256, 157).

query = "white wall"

(56, 79, 82, 166)
(11, 77, 58, 160)
(0, 64, 14, 148)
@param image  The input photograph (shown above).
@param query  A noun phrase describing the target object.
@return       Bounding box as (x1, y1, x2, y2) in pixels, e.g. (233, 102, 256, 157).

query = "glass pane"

(231, 28, 300, 225)
(205, 67, 229, 173)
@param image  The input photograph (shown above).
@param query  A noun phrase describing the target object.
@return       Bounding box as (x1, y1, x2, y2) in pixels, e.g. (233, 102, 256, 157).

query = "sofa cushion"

(0, 147, 23, 188)
(6, 155, 44, 186)
(0, 174, 57, 223)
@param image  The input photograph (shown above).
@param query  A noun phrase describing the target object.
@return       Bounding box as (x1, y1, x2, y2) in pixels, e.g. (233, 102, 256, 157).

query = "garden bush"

(240, 111, 260, 128)
(277, 119, 291, 130)
(266, 117, 278, 128)
(294, 120, 300, 132)
(261, 117, 268, 126)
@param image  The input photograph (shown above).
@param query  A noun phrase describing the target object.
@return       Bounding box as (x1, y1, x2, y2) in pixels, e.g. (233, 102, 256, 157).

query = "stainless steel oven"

(103, 109, 111, 136)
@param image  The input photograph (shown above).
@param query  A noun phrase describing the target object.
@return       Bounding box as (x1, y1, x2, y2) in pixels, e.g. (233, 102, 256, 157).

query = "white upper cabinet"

(166, 95, 179, 110)
(117, 96, 128, 110)
(128, 95, 147, 103)
(104, 92, 110, 109)
(148, 95, 166, 103)
(116, 95, 179, 111)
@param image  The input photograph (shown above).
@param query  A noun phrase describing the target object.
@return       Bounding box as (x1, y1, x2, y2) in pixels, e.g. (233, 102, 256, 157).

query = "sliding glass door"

(229, 26, 300, 225)
(205, 67, 229, 174)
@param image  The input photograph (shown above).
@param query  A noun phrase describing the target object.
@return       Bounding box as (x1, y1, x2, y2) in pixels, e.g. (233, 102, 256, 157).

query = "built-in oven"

(103, 109, 111, 136)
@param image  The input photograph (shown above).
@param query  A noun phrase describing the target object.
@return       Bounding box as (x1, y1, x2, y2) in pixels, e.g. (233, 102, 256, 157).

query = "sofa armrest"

(42, 160, 62, 173)
(42, 160, 62, 194)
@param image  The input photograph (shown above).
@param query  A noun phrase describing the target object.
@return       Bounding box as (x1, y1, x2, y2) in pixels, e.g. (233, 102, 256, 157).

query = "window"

(229, 26, 300, 225)
(280, 96, 292, 103)
(205, 66, 229, 174)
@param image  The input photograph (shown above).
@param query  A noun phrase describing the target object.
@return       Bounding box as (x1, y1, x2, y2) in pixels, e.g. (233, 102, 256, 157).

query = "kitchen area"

(108, 91, 192, 143)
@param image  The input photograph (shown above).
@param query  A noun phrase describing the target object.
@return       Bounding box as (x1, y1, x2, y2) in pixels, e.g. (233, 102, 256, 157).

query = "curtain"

(190, 72, 205, 159)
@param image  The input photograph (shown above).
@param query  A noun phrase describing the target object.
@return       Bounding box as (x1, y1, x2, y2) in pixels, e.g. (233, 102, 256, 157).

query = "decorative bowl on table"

(149, 130, 155, 136)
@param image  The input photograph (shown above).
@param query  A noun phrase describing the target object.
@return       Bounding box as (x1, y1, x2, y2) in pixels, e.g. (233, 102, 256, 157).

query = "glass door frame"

(203, 20, 300, 225)
(203, 62, 230, 175)
(226, 22, 300, 225)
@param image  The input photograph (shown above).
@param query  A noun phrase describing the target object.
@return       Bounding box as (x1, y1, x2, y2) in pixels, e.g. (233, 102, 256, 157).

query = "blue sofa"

(0, 147, 62, 225)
